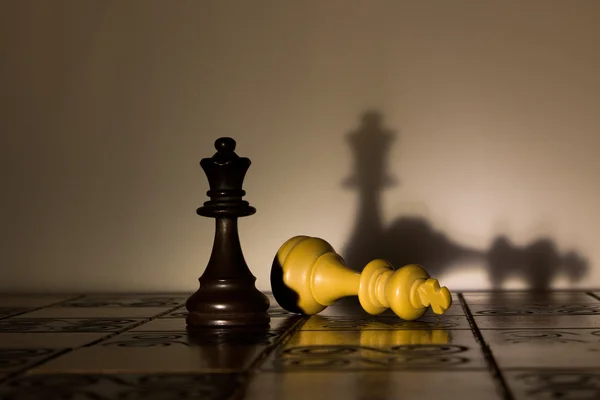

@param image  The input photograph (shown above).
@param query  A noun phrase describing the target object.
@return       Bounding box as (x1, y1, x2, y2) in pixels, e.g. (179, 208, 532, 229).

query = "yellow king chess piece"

(270, 236, 452, 321)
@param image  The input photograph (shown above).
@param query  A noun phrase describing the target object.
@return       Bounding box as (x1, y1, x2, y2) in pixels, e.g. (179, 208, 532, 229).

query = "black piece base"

(185, 283, 271, 328)
(186, 311, 270, 328)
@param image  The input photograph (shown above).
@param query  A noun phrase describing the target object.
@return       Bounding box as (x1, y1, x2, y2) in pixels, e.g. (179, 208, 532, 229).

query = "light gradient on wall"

(1, 0, 599, 293)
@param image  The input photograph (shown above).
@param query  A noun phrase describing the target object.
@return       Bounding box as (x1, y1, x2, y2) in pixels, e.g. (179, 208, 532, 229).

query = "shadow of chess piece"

(342, 111, 396, 273)
(186, 137, 270, 328)
(382, 217, 485, 279)
(341, 111, 489, 284)
(487, 235, 589, 291)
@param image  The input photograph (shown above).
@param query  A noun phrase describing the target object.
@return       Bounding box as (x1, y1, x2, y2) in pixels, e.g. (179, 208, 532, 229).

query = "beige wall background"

(1, 0, 599, 294)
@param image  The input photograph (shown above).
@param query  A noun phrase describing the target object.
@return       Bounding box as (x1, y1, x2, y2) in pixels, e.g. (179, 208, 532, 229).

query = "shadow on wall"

(341, 111, 588, 291)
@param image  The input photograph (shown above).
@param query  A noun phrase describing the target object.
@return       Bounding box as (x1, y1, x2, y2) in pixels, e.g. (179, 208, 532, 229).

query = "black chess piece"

(186, 137, 270, 328)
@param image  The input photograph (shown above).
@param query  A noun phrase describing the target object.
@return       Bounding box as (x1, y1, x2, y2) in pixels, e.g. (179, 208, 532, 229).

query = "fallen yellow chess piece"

(271, 236, 452, 321)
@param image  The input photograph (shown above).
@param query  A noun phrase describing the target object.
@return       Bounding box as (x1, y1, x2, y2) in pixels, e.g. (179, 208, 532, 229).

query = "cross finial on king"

(197, 137, 256, 217)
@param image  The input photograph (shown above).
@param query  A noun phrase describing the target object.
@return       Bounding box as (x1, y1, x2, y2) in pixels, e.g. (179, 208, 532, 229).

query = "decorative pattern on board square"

(98, 333, 192, 348)
(300, 315, 470, 331)
(0, 373, 240, 400)
(262, 344, 482, 372)
(485, 328, 600, 344)
(0, 348, 64, 375)
(98, 330, 281, 347)
(481, 328, 600, 369)
(0, 319, 143, 333)
(244, 371, 504, 400)
(469, 304, 600, 316)
(58, 296, 186, 308)
(473, 315, 600, 329)
(32, 343, 271, 374)
(504, 369, 600, 400)
(0, 333, 110, 349)
(14, 307, 173, 319)
(261, 329, 485, 371)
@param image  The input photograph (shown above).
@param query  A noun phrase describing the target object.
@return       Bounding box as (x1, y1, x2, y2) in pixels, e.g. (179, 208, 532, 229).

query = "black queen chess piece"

(186, 137, 270, 328)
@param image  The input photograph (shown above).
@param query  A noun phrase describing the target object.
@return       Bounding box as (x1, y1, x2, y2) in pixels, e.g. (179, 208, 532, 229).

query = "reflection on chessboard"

(0, 291, 599, 400)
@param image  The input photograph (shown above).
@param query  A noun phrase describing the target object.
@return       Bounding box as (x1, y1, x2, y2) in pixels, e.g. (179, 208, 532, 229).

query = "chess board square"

(58, 295, 187, 308)
(30, 341, 269, 373)
(131, 316, 302, 332)
(473, 315, 600, 329)
(244, 371, 503, 400)
(160, 307, 187, 318)
(427, 302, 464, 316)
(0, 318, 145, 333)
(98, 330, 282, 348)
(468, 303, 600, 316)
(0, 333, 110, 349)
(260, 329, 485, 371)
(299, 315, 471, 331)
(14, 307, 174, 319)
(503, 369, 600, 400)
(0, 373, 240, 400)
(462, 291, 598, 305)
(0, 348, 65, 375)
(267, 305, 297, 317)
(481, 329, 600, 368)
(128, 318, 187, 332)
(0, 296, 79, 308)
(0, 308, 30, 320)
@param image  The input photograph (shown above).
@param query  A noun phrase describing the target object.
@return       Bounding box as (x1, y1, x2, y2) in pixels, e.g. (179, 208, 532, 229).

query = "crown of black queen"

(197, 137, 256, 217)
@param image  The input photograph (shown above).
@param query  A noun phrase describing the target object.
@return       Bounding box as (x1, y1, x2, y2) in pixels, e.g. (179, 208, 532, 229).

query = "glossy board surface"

(0, 291, 599, 399)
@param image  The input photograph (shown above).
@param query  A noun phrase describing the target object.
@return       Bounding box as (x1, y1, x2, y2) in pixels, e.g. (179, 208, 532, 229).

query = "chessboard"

(1, 291, 600, 399)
